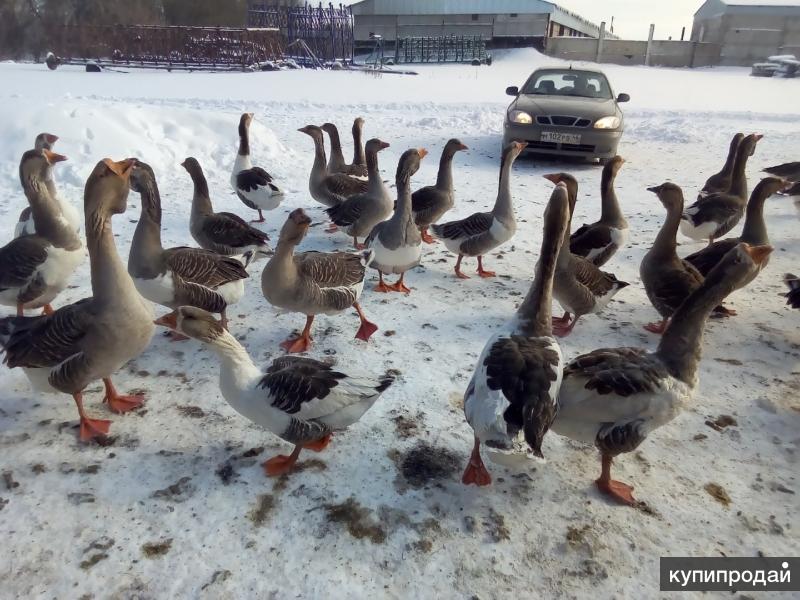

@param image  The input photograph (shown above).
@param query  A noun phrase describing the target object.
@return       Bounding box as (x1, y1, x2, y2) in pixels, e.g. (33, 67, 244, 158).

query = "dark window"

(471, 14, 479, 21)
(510, 13, 518, 18)
(559, 24, 565, 36)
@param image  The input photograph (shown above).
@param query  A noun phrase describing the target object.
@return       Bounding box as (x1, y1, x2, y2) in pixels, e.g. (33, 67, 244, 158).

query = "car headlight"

(594, 116, 621, 129)
(509, 110, 533, 125)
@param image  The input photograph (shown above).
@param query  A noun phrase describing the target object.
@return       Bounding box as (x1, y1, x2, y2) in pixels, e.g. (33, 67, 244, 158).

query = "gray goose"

(351, 118, 367, 174)
(681, 133, 762, 244)
(684, 176, 790, 282)
(545, 172, 629, 337)
(16, 133, 81, 238)
(431, 142, 523, 279)
(325, 138, 392, 249)
(640, 183, 733, 334)
(155, 306, 394, 477)
(699, 133, 744, 197)
(1, 148, 83, 316)
(365, 148, 425, 293)
(569, 155, 628, 266)
(261, 208, 378, 353)
(299, 125, 368, 213)
(553, 243, 772, 505)
(0, 158, 155, 442)
(230, 113, 284, 223)
(462, 182, 570, 486)
(411, 138, 468, 244)
(128, 162, 249, 339)
(322, 122, 368, 178)
(763, 162, 800, 200)
(183, 157, 270, 262)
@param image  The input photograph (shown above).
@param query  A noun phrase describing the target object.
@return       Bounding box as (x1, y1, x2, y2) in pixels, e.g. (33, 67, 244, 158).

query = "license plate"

(540, 131, 581, 145)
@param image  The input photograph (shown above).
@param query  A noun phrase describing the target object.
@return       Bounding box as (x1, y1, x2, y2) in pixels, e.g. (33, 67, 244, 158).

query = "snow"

(1, 49, 799, 598)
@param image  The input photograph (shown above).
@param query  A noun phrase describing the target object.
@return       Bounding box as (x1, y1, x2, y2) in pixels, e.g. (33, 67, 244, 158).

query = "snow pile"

(0, 49, 798, 598)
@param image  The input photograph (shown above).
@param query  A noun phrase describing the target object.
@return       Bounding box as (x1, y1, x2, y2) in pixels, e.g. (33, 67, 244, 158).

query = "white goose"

(155, 306, 395, 476)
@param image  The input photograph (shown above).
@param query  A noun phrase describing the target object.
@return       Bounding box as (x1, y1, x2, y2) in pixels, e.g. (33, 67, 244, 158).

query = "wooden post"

(596, 21, 605, 62)
(645, 23, 655, 66)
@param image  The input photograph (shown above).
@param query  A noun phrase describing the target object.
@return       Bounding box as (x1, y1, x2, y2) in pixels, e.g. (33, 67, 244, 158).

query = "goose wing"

(295, 251, 366, 288)
(164, 247, 248, 289)
(0, 236, 49, 293)
(204, 213, 269, 248)
(763, 161, 800, 180)
(569, 223, 612, 260)
(326, 193, 368, 227)
(322, 173, 368, 198)
(684, 238, 737, 276)
(571, 256, 623, 296)
(432, 212, 493, 241)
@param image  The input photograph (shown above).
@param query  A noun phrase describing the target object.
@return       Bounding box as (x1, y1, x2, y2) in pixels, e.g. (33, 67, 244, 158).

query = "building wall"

(546, 36, 723, 68)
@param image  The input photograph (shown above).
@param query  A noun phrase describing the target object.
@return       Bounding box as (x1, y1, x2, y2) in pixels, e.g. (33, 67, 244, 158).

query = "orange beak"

(154, 312, 178, 329)
(512, 141, 528, 152)
(43, 149, 67, 164)
(418, 148, 428, 159)
(744, 244, 773, 266)
(754, 134, 764, 142)
(103, 158, 137, 179)
(543, 173, 561, 184)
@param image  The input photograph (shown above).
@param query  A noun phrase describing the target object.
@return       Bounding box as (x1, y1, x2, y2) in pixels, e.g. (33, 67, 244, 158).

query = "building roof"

(349, 0, 610, 37)
(695, 0, 800, 17)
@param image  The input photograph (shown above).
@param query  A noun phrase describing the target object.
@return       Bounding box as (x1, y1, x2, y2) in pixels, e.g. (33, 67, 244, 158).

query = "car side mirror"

(617, 93, 630, 103)
(506, 86, 519, 97)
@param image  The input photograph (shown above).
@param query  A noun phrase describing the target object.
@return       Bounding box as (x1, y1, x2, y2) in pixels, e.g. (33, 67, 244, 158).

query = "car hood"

(513, 94, 618, 119)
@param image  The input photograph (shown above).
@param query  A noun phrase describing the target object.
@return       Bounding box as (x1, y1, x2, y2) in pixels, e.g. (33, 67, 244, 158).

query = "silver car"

(502, 67, 630, 164)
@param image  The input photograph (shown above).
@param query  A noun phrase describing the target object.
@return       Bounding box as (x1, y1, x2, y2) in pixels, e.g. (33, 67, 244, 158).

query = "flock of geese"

(0, 116, 798, 506)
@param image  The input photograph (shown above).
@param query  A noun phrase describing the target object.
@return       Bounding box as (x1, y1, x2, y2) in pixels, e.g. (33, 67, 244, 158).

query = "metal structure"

(46, 25, 283, 71)
(248, 2, 354, 65)
(394, 35, 491, 65)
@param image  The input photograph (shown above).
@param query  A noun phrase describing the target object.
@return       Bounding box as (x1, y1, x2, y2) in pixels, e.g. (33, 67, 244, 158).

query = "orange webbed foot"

(104, 393, 144, 415)
(325, 223, 339, 233)
(355, 320, 378, 342)
(79, 416, 111, 442)
(643, 320, 668, 334)
(280, 335, 313, 354)
(421, 232, 436, 244)
(374, 281, 394, 293)
(303, 433, 332, 453)
(388, 281, 412, 294)
(596, 478, 637, 506)
(455, 270, 470, 280)
(477, 269, 497, 278)
(262, 454, 299, 477)
(462, 461, 492, 487)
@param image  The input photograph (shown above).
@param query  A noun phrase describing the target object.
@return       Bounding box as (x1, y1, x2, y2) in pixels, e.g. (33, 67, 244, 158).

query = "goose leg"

(262, 445, 303, 477)
(553, 315, 580, 337)
(325, 222, 339, 233)
(353, 302, 378, 341)
(388, 273, 412, 293)
(280, 315, 314, 353)
(374, 272, 394, 293)
(595, 453, 636, 506)
(421, 227, 436, 244)
(476, 256, 496, 278)
(712, 305, 737, 318)
(102, 378, 145, 414)
(552, 311, 570, 325)
(462, 437, 492, 486)
(644, 318, 669, 334)
(454, 255, 470, 279)
(251, 209, 265, 224)
(303, 433, 332, 452)
(73, 393, 111, 442)
(16, 303, 23, 317)
(42, 304, 54, 316)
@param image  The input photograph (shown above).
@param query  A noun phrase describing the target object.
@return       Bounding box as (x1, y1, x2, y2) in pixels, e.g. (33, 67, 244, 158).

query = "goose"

(0, 158, 155, 442)
(351, 117, 367, 175)
(261, 208, 378, 354)
(16, 133, 81, 238)
(183, 157, 270, 263)
(784, 273, 800, 309)
(431, 142, 523, 279)
(230, 113, 284, 223)
(763, 161, 800, 181)
(569, 155, 628, 266)
(552, 243, 772, 505)
(154, 306, 395, 476)
(365, 148, 425, 293)
(684, 176, 790, 282)
(325, 138, 392, 249)
(1, 149, 83, 316)
(411, 138, 468, 244)
(545, 172, 629, 337)
(298, 125, 368, 210)
(699, 133, 744, 197)
(462, 183, 570, 486)
(128, 162, 249, 340)
(681, 133, 762, 244)
(321, 122, 368, 178)
(640, 183, 733, 334)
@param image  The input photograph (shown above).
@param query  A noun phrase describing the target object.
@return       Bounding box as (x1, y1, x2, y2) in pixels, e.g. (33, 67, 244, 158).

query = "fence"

(248, 2, 353, 64)
(394, 35, 490, 64)
(47, 25, 284, 70)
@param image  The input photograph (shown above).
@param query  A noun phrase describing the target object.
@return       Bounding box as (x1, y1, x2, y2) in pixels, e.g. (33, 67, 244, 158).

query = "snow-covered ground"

(0, 49, 798, 599)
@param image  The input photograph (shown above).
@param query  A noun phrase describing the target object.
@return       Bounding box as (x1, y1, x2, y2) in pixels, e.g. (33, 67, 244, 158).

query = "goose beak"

(543, 173, 560, 184)
(180, 159, 188, 169)
(155, 312, 179, 329)
(418, 148, 428, 159)
(646, 185, 661, 194)
(744, 244, 773, 266)
(457, 143, 469, 151)
(754, 133, 764, 142)
(289, 208, 312, 227)
(378, 141, 390, 150)
(512, 141, 528, 152)
(43, 149, 68, 164)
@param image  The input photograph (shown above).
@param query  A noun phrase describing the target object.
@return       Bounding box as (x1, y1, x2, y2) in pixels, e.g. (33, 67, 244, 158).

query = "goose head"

(19, 148, 67, 183)
(298, 124, 324, 144)
(445, 138, 469, 154)
(646, 182, 684, 212)
(85, 158, 136, 217)
(320, 123, 340, 139)
(396, 148, 427, 180)
(705, 242, 772, 295)
(155, 306, 226, 344)
(34, 133, 59, 151)
(365, 138, 390, 154)
(279, 208, 312, 246)
(608, 155, 625, 174)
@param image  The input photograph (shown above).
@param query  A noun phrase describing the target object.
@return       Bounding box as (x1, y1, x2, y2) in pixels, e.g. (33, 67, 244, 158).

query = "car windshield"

(521, 70, 612, 99)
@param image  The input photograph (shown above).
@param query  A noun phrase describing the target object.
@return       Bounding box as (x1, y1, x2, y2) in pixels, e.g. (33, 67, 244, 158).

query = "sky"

(556, 0, 701, 40)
